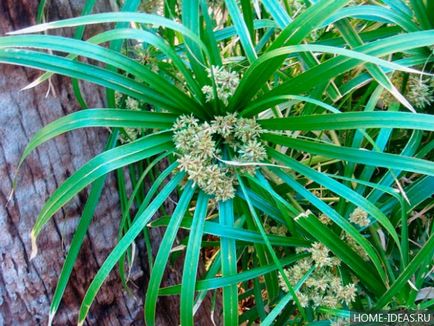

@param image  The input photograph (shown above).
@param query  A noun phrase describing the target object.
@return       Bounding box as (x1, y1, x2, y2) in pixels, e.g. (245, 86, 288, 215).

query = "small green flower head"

(202, 66, 240, 105)
(212, 113, 238, 138)
(234, 117, 263, 143)
(337, 284, 357, 306)
(238, 139, 267, 162)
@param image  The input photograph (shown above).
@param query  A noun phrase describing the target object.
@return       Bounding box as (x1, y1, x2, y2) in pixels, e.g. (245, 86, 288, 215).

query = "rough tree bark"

(0, 1, 217, 325)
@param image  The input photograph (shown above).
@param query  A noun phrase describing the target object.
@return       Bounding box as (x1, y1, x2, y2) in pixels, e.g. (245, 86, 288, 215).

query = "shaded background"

(0, 1, 216, 325)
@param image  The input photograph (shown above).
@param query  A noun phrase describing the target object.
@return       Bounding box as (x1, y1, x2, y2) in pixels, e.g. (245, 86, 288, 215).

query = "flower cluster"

(349, 207, 370, 227)
(279, 243, 357, 309)
(201, 66, 240, 105)
(380, 73, 434, 109)
(406, 76, 434, 109)
(172, 113, 266, 201)
(265, 223, 288, 236)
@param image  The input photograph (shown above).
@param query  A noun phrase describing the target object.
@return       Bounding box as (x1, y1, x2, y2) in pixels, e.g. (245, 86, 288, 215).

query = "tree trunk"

(0, 1, 217, 325)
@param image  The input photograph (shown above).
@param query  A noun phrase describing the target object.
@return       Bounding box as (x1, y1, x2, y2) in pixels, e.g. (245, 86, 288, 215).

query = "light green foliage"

(2, 0, 434, 324)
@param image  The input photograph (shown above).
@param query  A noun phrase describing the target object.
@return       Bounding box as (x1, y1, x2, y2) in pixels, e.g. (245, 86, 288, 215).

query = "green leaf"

(36, 0, 48, 23)
(200, 0, 223, 66)
(30, 132, 173, 257)
(18, 109, 176, 170)
(48, 130, 118, 326)
(262, 266, 315, 326)
(268, 148, 402, 251)
(321, 5, 419, 32)
(259, 112, 434, 132)
(193, 253, 222, 314)
(69, 0, 99, 108)
(243, 94, 340, 117)
(375, 232, 434, 309)
(381, 176, 434, 218)
(262, 0, 348, 101)
(0, 49, 202, 117)
(409, 0, 431, 29)
(182, 0, 208, 85)
(77, 172, 185, 325)
(158, 253, 308, 296)
(271, 168, 387, 283)
(264, 134, 434, 176)
(0, 35, 198, 110)
(219, 199, 239, 325)
(141, 162, 179, 211)
(269, 0, 351, 50)
(292, 211, 386, 296)
(214, 19, 277, 42)
(144, 181, 196, 326)
(230, 0, 350, 111)
(245, 30, 434, 113)
(150, 216, 310, 247)
(367, 130, 423, 205)
(224, 0, 257, 62)
(238, 176, 307, 319)
(180, 192, 209, 326)
(261, 0, 291, 27)
(334, 19, 415, 111)
(27, 28, 203, 101)
(9, 12, 207, 53)
(232, 43, 427, 113)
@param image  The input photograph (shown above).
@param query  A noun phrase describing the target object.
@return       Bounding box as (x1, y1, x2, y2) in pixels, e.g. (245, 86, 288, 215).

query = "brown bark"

(0, 1, 218, 325)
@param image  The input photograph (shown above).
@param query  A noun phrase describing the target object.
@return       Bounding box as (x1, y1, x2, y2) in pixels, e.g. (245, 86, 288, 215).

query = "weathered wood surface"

(0, 1, 217, 325)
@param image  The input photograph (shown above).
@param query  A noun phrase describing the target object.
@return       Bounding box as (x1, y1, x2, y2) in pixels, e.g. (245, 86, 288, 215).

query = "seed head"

(234, 117, 262, 142)
(212, 113, 238, 138)
(337, 284, 357, 305)
(203, 66, 240, 105)
(238, 139, 267, 162)
(407, 76, 434, 109)
(297, 292, 310, 307)
(172, 113, 267, 201)
(349, 207, 370, 227)
(309, 242, 332, 268)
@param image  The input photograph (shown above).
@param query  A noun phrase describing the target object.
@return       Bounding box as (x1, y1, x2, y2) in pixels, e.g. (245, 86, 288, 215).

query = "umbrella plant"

(1, 0, 433, 324)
